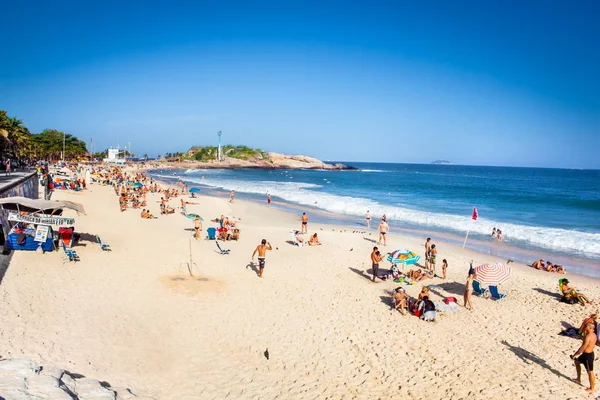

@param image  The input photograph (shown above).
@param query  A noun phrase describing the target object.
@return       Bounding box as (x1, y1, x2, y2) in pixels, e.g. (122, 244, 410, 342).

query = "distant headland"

(157, 145, 356, 170)
(431, 160, 452, 165)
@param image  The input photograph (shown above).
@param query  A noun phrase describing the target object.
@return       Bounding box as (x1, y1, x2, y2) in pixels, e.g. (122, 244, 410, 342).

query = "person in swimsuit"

(378, 218, 389, 246)
(572, 322, 597, 392)
(230, 190, 235, 203)
(562, 279, 592, 305)
(301, 212, 308, 234)
(267, 193, 271, 207)
(491, 227, 496, 237)
(392, 287, 410, 315)
(252, 239, 272, 278)
(370, 247, 383, 282)
(424, 238, 431, 269)
(442, 259, 448, 280)
(464, 272, 475, 311)
(308, 233, 321, 246)
(531, 259, 544, 270)
(194, 216, 202, 240)
(429, 244, 437, 274)
(365, 210, 371, 229)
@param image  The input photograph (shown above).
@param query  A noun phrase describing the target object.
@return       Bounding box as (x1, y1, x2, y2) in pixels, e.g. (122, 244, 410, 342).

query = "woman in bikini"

(464, 272, 475, 311)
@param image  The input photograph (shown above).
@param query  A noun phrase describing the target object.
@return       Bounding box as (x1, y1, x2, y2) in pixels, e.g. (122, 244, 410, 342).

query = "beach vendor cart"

(0, 197, 86, 253)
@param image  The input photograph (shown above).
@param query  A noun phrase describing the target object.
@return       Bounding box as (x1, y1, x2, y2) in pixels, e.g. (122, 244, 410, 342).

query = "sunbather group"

(140, 209, 155, 219)
(392, 286, 437, 321)
(531, 258, 566, 274)
(294, 231, 321, 246)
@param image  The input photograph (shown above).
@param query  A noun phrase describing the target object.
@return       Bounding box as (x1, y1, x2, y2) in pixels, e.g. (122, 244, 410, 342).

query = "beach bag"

(444, 297, 457, 304)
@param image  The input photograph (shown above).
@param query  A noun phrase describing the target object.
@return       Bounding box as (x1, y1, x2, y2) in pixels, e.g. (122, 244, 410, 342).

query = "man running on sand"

(571, 322, 596, 392)
(301, 212, 308, 233)
(252, 239, 272, 278)
(378, 217, 389, 246)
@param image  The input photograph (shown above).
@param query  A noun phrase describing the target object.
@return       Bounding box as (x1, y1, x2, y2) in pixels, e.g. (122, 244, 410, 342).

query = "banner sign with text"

(8, 212, 74, 226)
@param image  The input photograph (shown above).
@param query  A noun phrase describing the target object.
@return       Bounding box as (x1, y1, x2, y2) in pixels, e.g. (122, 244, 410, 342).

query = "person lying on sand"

(295, 231, 305, 244)
(409, 269, 423, 280)
(562, 279, 593, 306)
(308, 233, 321, 246)
(532, 259, 545, 269)
(415, 270, 434, 282)
(392, 287, 410, 315)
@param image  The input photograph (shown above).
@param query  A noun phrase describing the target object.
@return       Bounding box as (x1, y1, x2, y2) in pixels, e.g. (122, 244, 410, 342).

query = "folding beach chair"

(215, 241, 230, 255)
(489, 285, 506, 300)
(97, 236, 111, 251)
(206, 227, 217, 240)
(61, 242, 79, 262)
(291, 231, 304, 247)
(473, 280, 489, 297)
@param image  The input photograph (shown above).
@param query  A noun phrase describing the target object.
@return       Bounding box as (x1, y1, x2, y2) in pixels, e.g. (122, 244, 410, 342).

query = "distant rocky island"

(158, 145, 355, 170)
(431, 160, 452, 165)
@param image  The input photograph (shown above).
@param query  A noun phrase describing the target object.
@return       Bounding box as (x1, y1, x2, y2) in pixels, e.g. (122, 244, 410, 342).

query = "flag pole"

(464, 206, 478, 248)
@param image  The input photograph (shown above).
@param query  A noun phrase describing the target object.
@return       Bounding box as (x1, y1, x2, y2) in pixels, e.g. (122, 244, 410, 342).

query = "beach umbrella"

(386, 249, 421, 266)
(130, 182, 143, 188)
(184, 213, 203, 221)
(473, 262, 511, 285)
(189, 188, 200, 193)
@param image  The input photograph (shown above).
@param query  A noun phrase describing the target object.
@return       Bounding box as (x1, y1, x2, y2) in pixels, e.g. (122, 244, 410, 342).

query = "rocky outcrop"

(0, 358, 154, 400)
(161, 152, 355, 170)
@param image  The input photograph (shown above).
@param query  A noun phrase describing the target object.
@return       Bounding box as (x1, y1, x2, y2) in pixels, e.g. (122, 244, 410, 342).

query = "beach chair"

(215, 241, 230, 255)
(291, 232, 304, 247)
(97, 236, 111, 251)
(206, 227, 217, 240)
(489, 285, 506, 300)
(61, 242, 79, 262)
(473, 280, 489, 297)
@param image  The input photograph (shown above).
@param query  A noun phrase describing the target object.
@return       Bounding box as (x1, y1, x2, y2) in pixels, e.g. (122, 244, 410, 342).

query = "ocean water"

(150, 163, 600, 276)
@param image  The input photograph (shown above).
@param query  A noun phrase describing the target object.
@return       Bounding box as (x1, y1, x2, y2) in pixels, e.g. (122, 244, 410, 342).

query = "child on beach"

(442, 259, 448, 279)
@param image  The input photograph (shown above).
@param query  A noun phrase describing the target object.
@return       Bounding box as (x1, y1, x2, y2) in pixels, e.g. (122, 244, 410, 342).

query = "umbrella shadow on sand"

(501, 340, 573, 381)
(428, 282, 466, 297)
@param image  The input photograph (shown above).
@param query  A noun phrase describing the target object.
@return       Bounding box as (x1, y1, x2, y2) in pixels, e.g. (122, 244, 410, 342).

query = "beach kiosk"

(0, 197, 86, 253)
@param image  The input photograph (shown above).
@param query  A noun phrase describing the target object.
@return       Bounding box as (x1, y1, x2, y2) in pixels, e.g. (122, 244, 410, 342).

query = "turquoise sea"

(151, 163, 600, 277)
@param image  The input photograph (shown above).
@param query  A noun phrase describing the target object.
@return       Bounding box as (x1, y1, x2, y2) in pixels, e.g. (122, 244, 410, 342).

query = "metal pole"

(217, 131, 222, 162)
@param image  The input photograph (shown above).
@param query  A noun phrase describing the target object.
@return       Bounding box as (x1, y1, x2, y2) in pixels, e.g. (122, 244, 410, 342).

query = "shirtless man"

(230, 190, 235, 203)
(194, 216, 202, 240)
(365, 210, 371, 229)
(429, 244, 438, 274)
(370, 247, 384, 282)
(378, 218, 389, 246)
(571, 322, 596, 392)
(301, 212, 308, 234)
(424, 238, 432, 269)
(252, 239, 272, 278)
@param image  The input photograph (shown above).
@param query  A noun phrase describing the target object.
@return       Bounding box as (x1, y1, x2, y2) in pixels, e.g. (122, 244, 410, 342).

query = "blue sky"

(1, 0, 598, 168)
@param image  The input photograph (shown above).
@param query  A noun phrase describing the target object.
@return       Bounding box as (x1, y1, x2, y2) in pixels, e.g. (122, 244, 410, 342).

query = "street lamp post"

(62, 131, 66, 162)
(217, 131, 222, 162)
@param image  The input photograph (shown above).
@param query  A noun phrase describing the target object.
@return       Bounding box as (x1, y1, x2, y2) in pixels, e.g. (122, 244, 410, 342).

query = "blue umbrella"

(189, 188, 200, 193)
(130, 182, 143, 188)
(184, 213, 203, 221)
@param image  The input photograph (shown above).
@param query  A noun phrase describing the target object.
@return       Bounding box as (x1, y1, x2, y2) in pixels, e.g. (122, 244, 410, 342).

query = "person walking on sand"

(370, 246, 384, 282)
(429, 244, 438, 274)
(424, 238, 431, 269)
(252, 239, 272, 278)
(365, 210, 371, 229)
(464, 271, 475, 311)
(267, 193, 271, 207)
(193, 215, 202, 240)
(442, 259, 448, 280)
(230, 190, 235, 203)
(378, 217, 389, 246)
(301, 212, 308, 234)
(571, 322, 596, 393)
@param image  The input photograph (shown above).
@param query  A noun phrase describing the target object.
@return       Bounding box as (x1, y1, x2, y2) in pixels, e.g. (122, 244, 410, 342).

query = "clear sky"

(1, 0, 598, 168)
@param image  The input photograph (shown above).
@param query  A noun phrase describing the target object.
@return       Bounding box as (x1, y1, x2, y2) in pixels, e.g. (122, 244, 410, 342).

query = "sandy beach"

(1, 177, 599, 400)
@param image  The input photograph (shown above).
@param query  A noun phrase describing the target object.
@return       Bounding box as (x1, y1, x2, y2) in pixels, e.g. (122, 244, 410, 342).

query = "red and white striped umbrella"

(473, 262, 511, 285)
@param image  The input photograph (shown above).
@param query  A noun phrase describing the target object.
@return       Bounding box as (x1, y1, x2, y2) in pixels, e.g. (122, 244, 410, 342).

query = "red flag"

(472, 207, 478, 221)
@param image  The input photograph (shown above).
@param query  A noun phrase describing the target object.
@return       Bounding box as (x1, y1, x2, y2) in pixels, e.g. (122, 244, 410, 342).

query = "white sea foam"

(359, 169, 388, 173)
(167, 174, 600, 258)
